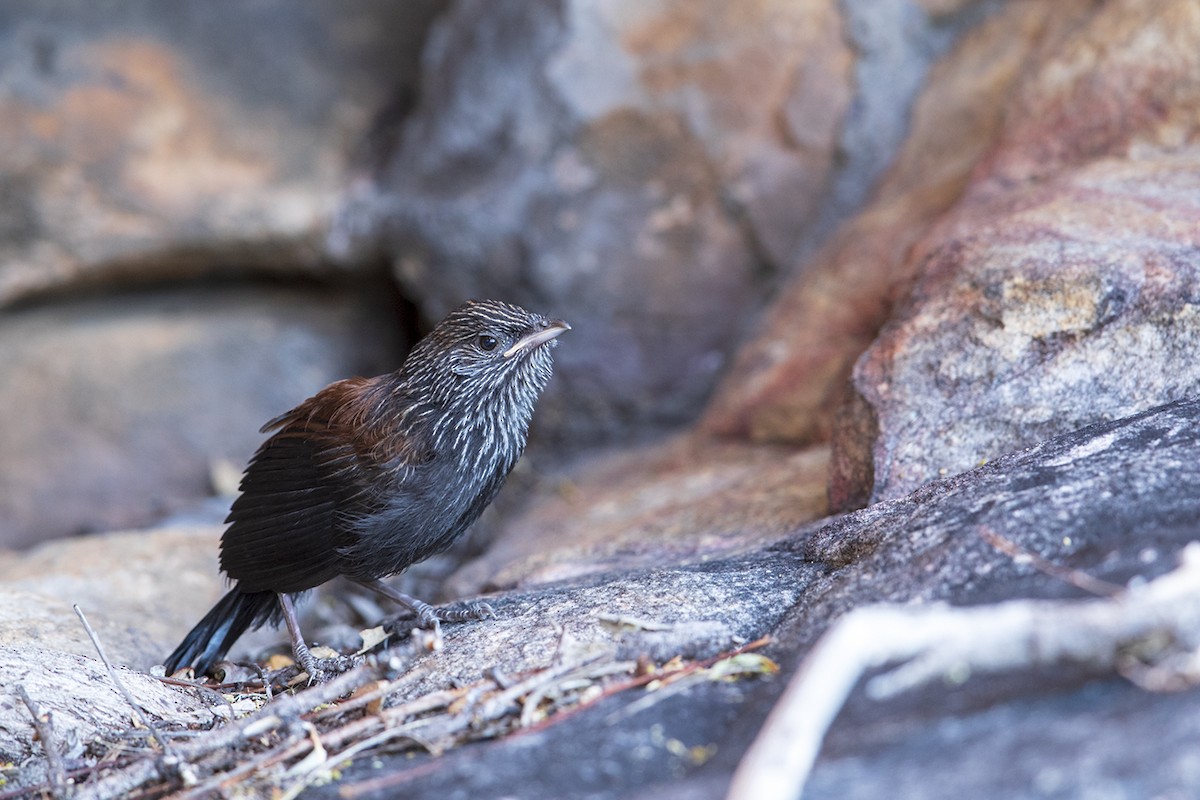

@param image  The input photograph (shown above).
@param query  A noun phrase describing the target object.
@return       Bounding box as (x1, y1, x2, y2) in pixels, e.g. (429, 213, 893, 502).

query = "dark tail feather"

(164, 589, 277, 676)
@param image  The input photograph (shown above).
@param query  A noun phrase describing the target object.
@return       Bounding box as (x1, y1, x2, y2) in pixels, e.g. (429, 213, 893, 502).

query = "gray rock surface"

(807, 677, 1200, 800)
(0, 282, 405, 547)
(335, 0, 864, 443)
(314, 396, 1200, 799)
(6, 388, 1196, 799)
(2, 3, 1199, 798)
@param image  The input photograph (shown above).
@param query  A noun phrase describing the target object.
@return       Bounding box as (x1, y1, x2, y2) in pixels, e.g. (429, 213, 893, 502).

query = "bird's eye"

(476, 334, 499, 352)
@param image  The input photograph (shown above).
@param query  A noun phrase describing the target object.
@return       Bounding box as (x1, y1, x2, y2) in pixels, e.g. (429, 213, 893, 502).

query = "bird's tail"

(164, 588, 278, 677)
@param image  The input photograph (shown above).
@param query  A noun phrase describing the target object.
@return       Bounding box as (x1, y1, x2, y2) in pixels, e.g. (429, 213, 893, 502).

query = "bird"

(164, 299, 569, 679)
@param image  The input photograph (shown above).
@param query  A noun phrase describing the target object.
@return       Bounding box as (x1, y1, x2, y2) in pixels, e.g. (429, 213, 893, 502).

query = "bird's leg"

(275, 593, 362, 683)
(277, 592, 322, 680)
(353, 578, 495, 637)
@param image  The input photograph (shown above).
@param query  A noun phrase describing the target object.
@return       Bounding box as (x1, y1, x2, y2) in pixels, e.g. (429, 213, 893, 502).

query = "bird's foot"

(381, 599, 496, 637)
(304, 654, 364, 684)
(354, 579, 496, 640)
(433, 599, 496, 624)
(290, 641, 363, 684)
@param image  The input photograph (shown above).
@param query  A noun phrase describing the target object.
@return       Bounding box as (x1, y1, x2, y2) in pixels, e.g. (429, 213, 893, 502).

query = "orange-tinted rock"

(833, 0, 1200, 506)
(702, 2, 1085, 446)
(0, 1, 444, 305)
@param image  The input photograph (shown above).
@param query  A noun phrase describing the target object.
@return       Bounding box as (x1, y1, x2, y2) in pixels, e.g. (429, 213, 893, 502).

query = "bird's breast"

(341, 427, 519, 580)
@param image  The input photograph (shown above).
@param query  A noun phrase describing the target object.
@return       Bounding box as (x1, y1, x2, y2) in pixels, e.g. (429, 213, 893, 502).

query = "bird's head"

(401, 299, 570, 413)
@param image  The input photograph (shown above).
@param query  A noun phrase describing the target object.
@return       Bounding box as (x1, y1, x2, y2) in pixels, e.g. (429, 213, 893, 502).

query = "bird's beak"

(504, 319, 571, 358)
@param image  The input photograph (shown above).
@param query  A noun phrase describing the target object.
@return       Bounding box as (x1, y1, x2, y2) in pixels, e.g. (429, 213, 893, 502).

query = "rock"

(831, 0, 1200, 506)
(448, 435, 830, 596)
(804, 397, 1200, 602)
(0, 522, 377, 677)
(393, 552, 809, 703)
(786, 397, 1200, 800)
(703, 1, 1086, 445)
(5, 394, 1200, 798)
(0, 525, 228, 771)
(334, 0, 858, 442)
(0, 526, 223, 669)
(311, 396, 1200, 800)
(836, 159, 1200, 508)
(805, 677, 1200, 800)
(6, 2, 1200, 797)
(0, 645, 212, 764)
(0, 282, 405, 548)
(0, 0, 446, 306)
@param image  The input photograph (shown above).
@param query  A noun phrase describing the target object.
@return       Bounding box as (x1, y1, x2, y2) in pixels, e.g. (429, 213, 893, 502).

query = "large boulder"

(334, 0, 860, 442)
(702, 1, 1097, 445)
(830, 0, 1200, 508)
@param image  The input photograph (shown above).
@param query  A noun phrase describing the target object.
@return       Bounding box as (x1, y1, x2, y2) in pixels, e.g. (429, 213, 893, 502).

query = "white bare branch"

(727, 543, 1200, 800)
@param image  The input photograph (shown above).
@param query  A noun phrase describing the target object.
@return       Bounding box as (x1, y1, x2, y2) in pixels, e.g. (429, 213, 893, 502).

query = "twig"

(29, 625, 771, 800)
(74, 661, 379, 800)
(17, 684, 70, 798)
(318, 725, 421, 771)
(172, 722, 310, 800)
(315, 686, 467, 755)
(308, 663, 616, 791)
(282, 714, 444, 797)
(519, 635, 772, 735)
(155, 675, 240, 720)
(519, 662, 634, 728)
(726, 542, 1200, 800)
(331, 637, 772, 799)
(979, 526, 1122, 596)
(308, 663, 433, 722)
(476, 657, 603, 721)
(73, 605, 179, 764)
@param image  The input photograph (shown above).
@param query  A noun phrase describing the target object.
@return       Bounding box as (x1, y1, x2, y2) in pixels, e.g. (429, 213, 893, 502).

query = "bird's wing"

(219, 376, 431, 593)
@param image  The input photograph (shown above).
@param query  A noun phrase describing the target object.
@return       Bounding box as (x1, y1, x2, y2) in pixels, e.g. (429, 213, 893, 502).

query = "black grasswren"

(164, 299, 569, 679)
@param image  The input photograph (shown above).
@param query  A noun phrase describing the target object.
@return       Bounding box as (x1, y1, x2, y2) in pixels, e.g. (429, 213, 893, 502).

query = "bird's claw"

(437, 600, 496, 623)
(381, 600, 496, 637)
(291, 650, 363, 685)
